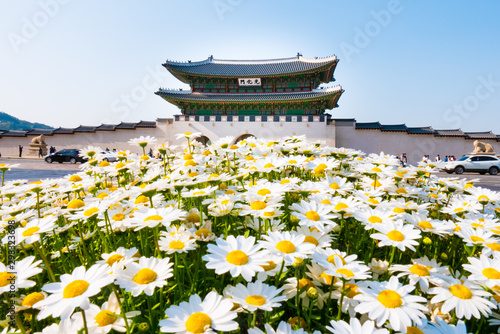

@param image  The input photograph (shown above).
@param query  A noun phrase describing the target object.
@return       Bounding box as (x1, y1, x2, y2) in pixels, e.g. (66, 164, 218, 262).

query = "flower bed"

(1, 134, 500, 333)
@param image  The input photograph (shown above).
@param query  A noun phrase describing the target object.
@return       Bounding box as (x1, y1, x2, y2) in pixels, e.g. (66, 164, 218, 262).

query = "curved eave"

(155, 88, 343, 109)
(163, 57, 339, 84)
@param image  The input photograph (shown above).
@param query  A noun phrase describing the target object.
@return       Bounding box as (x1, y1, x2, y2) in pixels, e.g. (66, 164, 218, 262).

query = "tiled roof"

(164, 55, 338, 78)
(73, 125, 96, 132)
(156, 87, 343, 106)
(52, 128, 74, 134)
(407, 126, 434, 135)
(27, 129, 54, 135)
(332, 118, 356, 122)
(355, 122, 381, 130)
(115, 122, 137, 129)
(136, 121, 157, 128)
(464, 131, 497, 140)
(380, 124, 407, 132)
(1, 130, 27, 137)
(434, 129, 465, 137)
(96, 124, 117, 131)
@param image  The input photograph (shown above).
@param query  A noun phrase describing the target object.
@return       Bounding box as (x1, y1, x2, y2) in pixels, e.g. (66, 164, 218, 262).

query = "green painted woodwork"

(238, 110, 260, 115)
(196, 110, 212, 115)
(286, 109, 305, 115)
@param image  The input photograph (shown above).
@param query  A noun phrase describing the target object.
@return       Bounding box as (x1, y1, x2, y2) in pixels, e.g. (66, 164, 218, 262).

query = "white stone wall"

(0, 118, 496, 162)
(334, 121, 498, 165)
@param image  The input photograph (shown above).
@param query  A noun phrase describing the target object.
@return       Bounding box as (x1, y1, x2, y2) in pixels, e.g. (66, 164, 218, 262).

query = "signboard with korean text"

(238, 78, 261, 86)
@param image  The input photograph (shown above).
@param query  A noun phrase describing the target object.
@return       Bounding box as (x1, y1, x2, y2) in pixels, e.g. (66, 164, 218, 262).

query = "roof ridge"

(164, 55, 337, 67)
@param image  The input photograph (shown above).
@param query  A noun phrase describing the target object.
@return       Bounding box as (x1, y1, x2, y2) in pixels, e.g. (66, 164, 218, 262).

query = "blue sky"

(1, 0, 500, 133)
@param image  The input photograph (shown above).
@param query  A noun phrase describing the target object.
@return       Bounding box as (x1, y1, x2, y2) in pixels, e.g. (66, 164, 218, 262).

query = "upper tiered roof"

(163, 55, 338, 83)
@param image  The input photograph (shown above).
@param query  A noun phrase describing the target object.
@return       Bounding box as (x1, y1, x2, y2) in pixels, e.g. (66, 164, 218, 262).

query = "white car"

(442, 155, 500, 175)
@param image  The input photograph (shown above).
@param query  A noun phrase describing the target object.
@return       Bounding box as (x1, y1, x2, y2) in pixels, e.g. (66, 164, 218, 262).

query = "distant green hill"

(0, 112, 54, 131)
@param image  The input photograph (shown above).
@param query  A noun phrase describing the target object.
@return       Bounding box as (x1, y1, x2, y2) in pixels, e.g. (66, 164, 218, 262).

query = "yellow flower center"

(478, 195, 489, 202)
(483, 268, 500, 279)
(409, 264, 430, 276)
(393, 207, 405, 214)
(257, 189, 271, 196)
(303, 236, 318, 246)
(184, 160, 197, 167)
(67, 199, 85, 209)
(250, 201, 267, 210)
(195, 228, 211, 238)
(345, 283, 360, 298)
(371, 167, 382, 173)
(22, 292, 45, 307)
(387, 230, 404, 242)
(169, 240, 185, 250)
(261, 261, 277, 271)
(226, 250, 249, 265)
(84, 207, 99, 217)
(329, 182, 340, 190)
(183, 154, 194, 160)
(280, 179, 291, 184)
(314, 163, 327, 173)
(418, 221, 433, 230)
(263, 211, 275, 217)
(449, 284, 472, 299)
(486, 243, 500, 251)
(264, 163, 275, 168)
(135, 195, 149, 204)
(327, 254, 346, 265)
(396, 188, 407, 194)
(407, 327, 424, 334)
(276, 240, 296, 254)
(144, 215, 163, 222)
(289, 159, 297, 164)
(377, 290, 403, 308)
(298, 278, 315, 291)
(336, 268, 354, 278)
(368, 198, 379, 205)
(185, 312, 212, 334)
(368, 216, 382, 224)
(186, 213, 200, 223)
(112, 213, 125, 221)
(334, 203, 348, 211)
(305, 211, 320, 221)
(22, 226, 40, 237)
(230, 145, 238, 150)
(320, 272, 334, 285)
(106, 254, 125, 266)
(95, 310, 117, 327)
(133, 268, 157, 285)
(97, 193, 109, 199)
(245, 295, 266, 306)
(69, 175, 82, 182)
(470, 236, 484, 243)
(321, 199, 332, 205)
(0, 272, 15, 287)
(63, 280, 90, 298)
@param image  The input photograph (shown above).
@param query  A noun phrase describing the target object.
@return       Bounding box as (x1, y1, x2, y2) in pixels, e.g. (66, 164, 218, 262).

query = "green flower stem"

(33, 241, 56, 282)
(81, 309, 89, 334)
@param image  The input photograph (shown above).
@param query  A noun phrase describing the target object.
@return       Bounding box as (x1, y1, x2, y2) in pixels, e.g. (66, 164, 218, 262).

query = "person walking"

(18, 145, 23, 157)
(38, 147, 43, 158)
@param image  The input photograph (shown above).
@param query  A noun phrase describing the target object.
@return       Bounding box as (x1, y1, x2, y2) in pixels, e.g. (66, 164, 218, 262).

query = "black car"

(45, 149, 87, 164)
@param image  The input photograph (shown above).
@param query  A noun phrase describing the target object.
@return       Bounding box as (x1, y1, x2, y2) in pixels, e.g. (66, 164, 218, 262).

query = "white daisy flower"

(159, 233, 198, 254)
(292, 200, 337, 233)
(426, 317, 470, 334)
(326, 318, 389, 334)
(3, 216, 57, 245)
(128, 206, 187, 231)
(259, 231, 315, 266)
(428, 278, 495, 320)
(97, 247, 140, 272)
(354, 276, 428, 332)
(202, 235, 268, 281)
(226, 280, 287, 312)
(35, 264, 114, 320)
(0, 256, 42, 293)
(159, 291, 238, 333)
(115, 256, 173, 297)
(371, 220, 421, 251)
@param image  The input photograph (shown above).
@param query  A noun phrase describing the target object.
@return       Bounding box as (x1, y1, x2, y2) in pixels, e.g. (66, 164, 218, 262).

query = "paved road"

(0, 158, 82, 182)
(1, 159, 500, 191)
